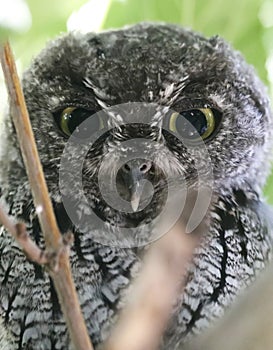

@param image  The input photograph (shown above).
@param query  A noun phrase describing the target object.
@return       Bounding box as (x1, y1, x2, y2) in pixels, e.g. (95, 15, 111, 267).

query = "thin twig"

(0, 204, 48, 264)
(0, 202, 18, 237)
(105, 222, 199, 350)
(0, 42, 93, 350)
(0, 42, 60, 250)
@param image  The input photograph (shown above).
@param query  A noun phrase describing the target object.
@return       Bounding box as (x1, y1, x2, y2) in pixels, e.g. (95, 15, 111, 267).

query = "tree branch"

(105, 222, 199, 350)
(183, 258, 273, 350)
(0, 42, 93, 350)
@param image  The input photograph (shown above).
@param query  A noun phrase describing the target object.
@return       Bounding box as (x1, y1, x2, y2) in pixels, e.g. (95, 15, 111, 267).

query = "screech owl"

(0, 22, 273, 349)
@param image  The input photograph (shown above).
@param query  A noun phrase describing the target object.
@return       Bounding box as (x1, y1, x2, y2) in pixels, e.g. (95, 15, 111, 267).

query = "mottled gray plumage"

(0, 22, 273, 349)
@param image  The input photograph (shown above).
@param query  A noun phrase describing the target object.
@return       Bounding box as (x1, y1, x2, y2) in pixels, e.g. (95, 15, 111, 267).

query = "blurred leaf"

(0, 27, 10, 43)
(10, 0, 88, 65)
(0, 0, 31, 43)
(264, 165, 273, 204)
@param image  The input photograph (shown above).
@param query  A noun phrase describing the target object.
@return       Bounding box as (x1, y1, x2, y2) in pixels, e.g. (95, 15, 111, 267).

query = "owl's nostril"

(123, 163, 131, 172)
(139, 162, 151, 173)
(140, 164, 147, 172)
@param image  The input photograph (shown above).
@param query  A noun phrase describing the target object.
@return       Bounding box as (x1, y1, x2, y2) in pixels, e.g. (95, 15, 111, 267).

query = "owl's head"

(17, 23, 272, 244)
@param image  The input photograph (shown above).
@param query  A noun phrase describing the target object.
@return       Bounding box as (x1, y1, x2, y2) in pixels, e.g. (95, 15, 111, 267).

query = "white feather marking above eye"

(48, 96, 60, 108)
(151, 106, 169, 126)
(164, 83, 175, 99)
(96, 98, 109, 109)
(83, 77, 114, 102)
(208, 93, 230, 109)
(159, 76, 189, 105)
(83, 77, 94, 89)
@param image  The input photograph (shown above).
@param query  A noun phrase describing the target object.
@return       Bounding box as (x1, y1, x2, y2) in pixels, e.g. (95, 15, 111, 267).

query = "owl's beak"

(119, 160, 152, 212)
(130, 180, 144, 212)
(126, 167, 146, 212)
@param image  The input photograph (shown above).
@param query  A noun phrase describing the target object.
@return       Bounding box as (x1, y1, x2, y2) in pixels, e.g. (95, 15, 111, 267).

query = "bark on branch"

(0, 206, 48, 265)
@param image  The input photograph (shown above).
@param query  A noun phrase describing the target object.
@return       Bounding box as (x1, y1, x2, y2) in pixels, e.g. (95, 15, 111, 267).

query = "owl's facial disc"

(60, 102, 215, 240)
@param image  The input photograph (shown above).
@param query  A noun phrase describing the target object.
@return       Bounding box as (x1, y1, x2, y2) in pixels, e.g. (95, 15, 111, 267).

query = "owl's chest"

(0, 194, 272, 349)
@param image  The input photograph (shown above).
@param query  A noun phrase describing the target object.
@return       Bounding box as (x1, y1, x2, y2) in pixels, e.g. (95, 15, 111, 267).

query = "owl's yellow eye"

(55, 107, 103, 137)
(169, 108, 219, 141)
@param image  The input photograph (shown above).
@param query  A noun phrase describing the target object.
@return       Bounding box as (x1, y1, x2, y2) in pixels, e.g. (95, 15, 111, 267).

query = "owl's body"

(0, 23, 272, 349)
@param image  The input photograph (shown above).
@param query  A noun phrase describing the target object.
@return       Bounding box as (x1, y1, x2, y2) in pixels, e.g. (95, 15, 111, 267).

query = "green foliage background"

(1, 0, 273, 202)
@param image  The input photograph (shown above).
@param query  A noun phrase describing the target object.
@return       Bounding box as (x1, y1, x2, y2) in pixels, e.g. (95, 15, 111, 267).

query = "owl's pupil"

(67, 108, 98, 137)
(67, 108, 96, 133)
(178, 109, 208, 138)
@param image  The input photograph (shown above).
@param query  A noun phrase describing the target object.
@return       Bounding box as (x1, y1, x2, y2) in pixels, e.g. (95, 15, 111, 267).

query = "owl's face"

(21, 23, 272, 239)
